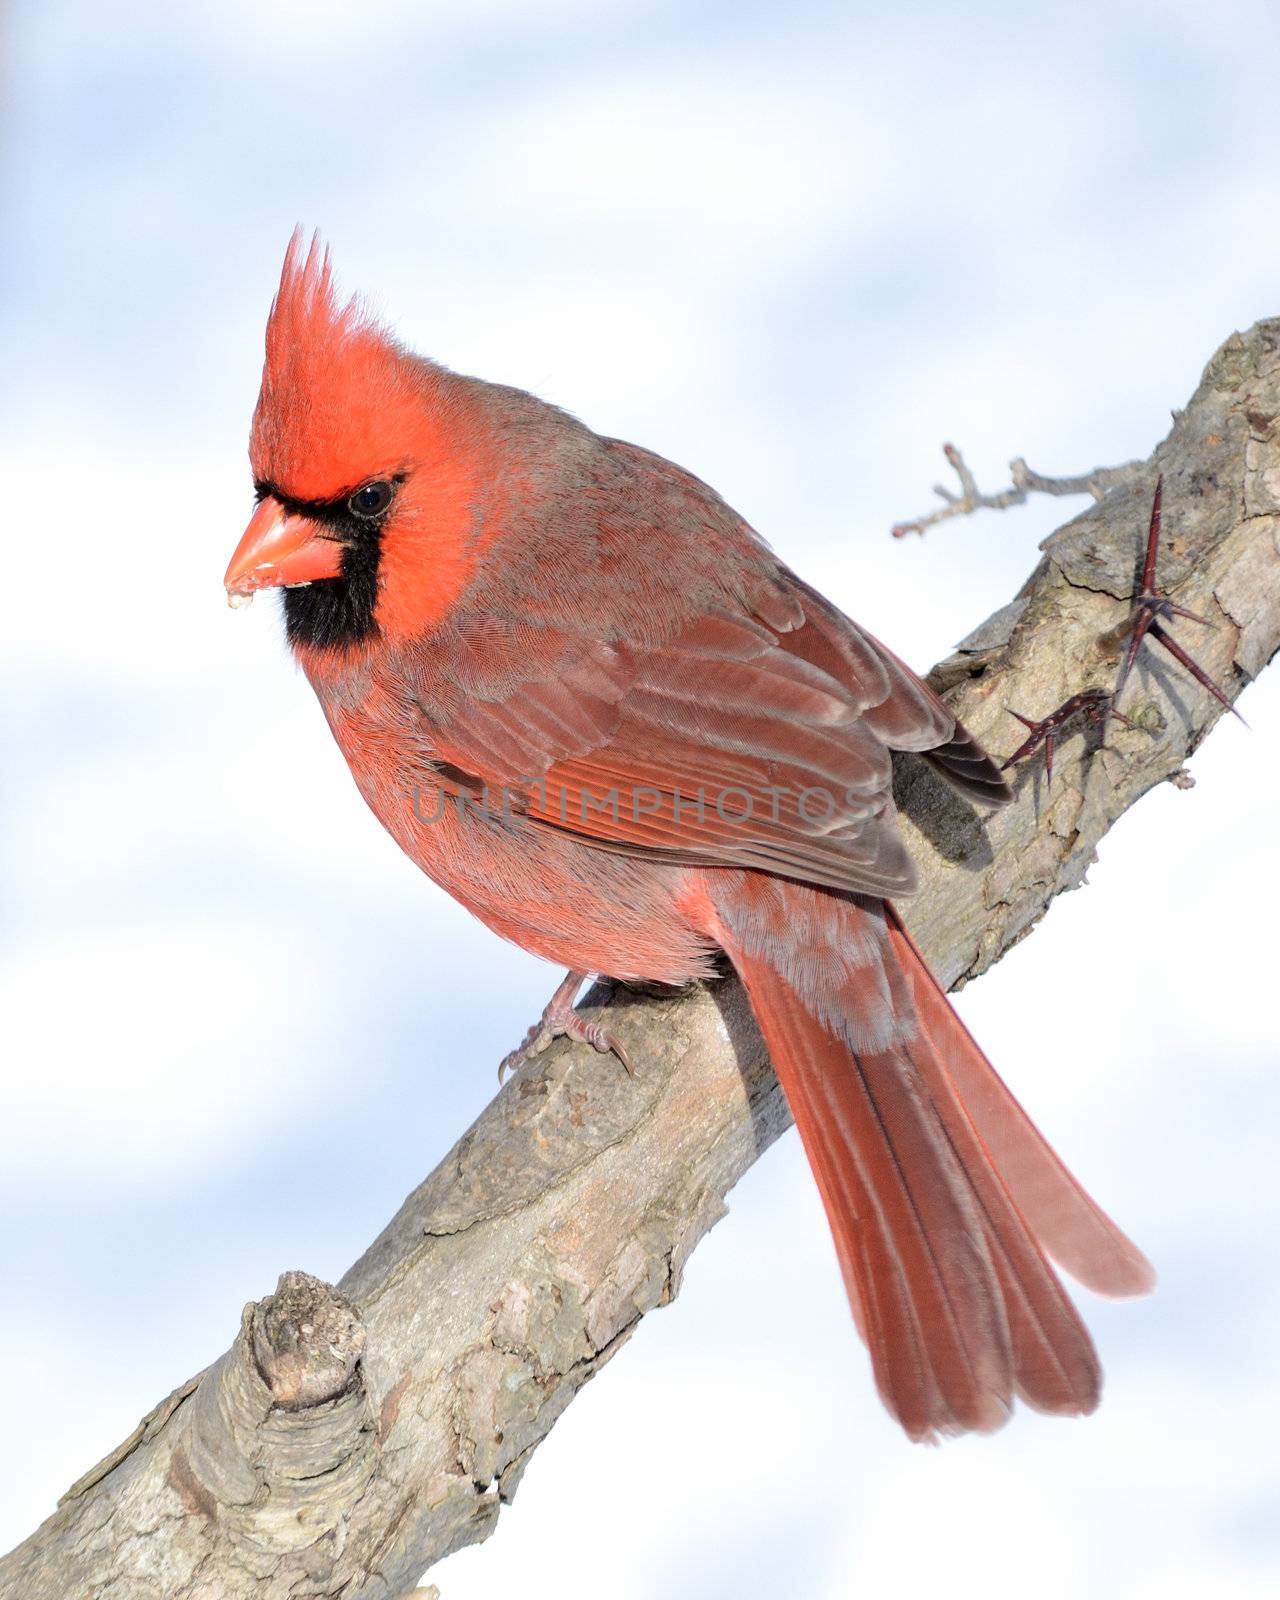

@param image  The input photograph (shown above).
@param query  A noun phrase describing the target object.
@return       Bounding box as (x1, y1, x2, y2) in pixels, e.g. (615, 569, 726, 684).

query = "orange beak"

(224, 497, 345, 601)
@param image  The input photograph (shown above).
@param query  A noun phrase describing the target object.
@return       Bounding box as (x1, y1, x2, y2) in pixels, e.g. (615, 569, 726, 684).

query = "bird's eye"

(348, 480, 394, 519)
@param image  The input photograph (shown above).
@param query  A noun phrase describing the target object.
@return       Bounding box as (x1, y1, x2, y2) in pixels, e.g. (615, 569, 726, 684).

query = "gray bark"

(5, 319, 1280, 1600)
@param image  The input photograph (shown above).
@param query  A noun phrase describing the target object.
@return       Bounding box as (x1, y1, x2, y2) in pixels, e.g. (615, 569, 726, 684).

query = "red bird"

(225, 235, 1153, 1440)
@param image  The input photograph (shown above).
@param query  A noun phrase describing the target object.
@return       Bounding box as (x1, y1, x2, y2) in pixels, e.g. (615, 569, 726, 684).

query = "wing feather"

(407, 515, 1007, 895)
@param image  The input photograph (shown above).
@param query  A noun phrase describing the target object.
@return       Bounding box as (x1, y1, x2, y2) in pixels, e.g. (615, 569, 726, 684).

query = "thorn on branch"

(1001, 690, 1132, 786)
(1112, 475, 1246, 725)
(1002, 477, 1244, 783)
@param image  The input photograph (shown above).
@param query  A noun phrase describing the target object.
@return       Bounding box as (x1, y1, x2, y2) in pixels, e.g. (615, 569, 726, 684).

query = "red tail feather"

(710, 875, 1152, 1440)
(883, 908, 1155, 1301)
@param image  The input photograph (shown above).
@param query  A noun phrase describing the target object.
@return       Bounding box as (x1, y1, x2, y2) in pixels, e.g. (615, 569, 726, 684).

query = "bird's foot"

(498, 969, 634, 1082)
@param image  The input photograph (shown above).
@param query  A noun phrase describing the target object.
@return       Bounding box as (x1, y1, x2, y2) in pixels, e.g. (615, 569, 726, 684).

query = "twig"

(890, 442, 1147, 537)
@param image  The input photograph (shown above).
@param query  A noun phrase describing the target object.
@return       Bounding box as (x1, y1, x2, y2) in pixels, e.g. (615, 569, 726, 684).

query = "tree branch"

(5, 320, 1280, 1600)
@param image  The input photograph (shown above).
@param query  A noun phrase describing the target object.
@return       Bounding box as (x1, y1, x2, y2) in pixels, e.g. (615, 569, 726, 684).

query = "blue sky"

(2, 3, 1279, 1596)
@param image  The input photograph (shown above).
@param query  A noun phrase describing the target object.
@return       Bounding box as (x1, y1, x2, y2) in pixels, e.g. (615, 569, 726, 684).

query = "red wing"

(414, 566, 1005, 897)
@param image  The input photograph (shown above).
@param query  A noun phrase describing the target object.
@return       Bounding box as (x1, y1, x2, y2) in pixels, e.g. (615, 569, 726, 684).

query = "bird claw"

(497, 969, 634, 1082)
(571, 1016, 635, 1075)
(1004, 476, 1241, 779)
(497, 1020, 553, 1082)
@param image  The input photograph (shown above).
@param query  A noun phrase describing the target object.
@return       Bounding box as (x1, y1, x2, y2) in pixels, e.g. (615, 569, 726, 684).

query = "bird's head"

(224, 232, 487, 654)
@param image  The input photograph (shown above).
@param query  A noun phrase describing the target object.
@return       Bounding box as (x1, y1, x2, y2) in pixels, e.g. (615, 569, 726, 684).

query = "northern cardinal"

(225, 234, 1153, 1440)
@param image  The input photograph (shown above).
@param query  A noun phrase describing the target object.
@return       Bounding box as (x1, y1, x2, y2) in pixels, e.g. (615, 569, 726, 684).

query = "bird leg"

(1002, 476, 1240, 781)
(498, 968, 634, 1082)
